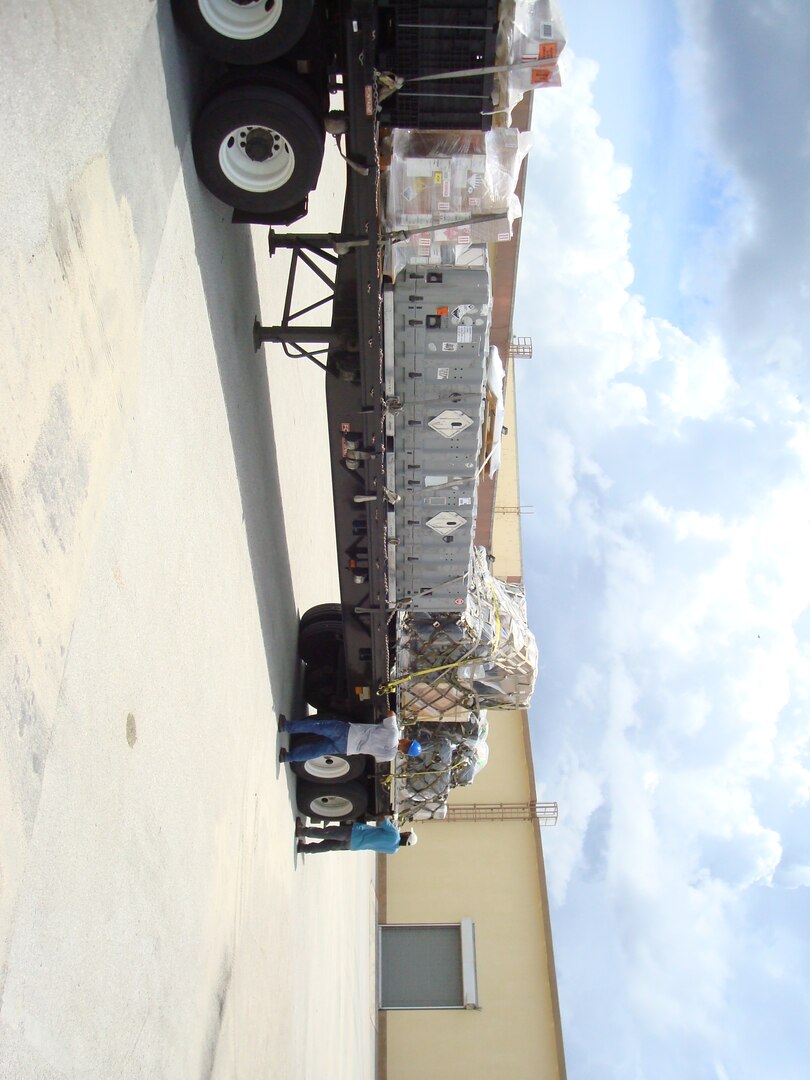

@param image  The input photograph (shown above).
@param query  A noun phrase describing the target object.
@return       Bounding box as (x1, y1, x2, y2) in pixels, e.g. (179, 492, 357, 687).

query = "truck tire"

(296, 780, 368, 822)
(302, 663, 339, 712)
(298, 612, 343, 666)
(192, 83, 324, 214)
(205, 64, 327, 128)
(299, 603, 342, 633)
(289, 742, 366, 783)
(171, 0, 315, 65)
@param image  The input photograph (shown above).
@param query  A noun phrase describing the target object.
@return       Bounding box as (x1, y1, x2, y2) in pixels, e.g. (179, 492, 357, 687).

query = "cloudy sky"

(514, 2, 810, 1077)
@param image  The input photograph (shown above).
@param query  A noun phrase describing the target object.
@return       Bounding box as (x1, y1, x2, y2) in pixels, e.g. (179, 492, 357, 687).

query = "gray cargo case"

(386, 260, 492, 610)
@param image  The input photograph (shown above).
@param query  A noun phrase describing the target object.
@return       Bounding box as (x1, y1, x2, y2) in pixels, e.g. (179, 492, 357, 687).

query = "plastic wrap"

(492, 0, 567, 120)
(484, 346, 507, 477)
(451, 738, 489, 787)
(395, 735, 454, 817)
(384, 127, 533, 275)
(394, 712, 491, 818)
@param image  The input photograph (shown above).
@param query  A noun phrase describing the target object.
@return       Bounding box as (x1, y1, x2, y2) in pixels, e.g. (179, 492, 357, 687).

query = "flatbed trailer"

(171, 0, 507, 822)
(267, 9, 394, 821)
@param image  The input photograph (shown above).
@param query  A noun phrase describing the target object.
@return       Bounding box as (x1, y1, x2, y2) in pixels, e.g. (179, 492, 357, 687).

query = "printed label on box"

(457, 325, 473, 344)
(406, 160, 434, 178)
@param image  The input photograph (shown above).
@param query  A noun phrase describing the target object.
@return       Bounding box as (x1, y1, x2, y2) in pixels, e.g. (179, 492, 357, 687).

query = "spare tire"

(302, 663, 340, 712)
(299, 603, 342, 633)
(298, 614, 343, 667)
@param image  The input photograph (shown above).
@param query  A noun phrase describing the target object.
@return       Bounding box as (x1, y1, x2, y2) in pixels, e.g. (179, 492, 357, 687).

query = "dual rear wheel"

(296, 781, 368, 823)
(173, 5, 365, 818)
(192, 78, 325, 215)
(292, 606, 369, 822)
(171, 0, 315, 65)
(173, 0, 325, 215)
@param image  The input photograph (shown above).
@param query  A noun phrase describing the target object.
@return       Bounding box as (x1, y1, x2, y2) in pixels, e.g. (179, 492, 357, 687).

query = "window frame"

(378, 918, 479, 1011)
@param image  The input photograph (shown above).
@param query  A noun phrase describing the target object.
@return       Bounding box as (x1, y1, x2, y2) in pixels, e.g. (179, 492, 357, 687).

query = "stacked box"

(388, 263, 492, 610)
(385, 128, 532, 271)
(492, 0, 567, 119)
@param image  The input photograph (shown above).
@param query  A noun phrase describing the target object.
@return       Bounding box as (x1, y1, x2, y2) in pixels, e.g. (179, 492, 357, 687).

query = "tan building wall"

(489, 366, 524, 580)
(473, 91, 531, 553)
(384, 713, 565, 1080)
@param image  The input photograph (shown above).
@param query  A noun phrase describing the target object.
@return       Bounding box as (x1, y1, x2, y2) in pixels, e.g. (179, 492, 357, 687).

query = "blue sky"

(514, 2, 810, 1077)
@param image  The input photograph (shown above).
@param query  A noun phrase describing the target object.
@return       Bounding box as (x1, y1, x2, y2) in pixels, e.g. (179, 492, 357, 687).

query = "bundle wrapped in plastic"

(384, 127, 533, 274)
(404, 713, 489, 787)
(394, 714, 490, 818)
(492, 0, 567, 121)
(450, 734, 490, 787)
(405, 801, 449, 822)
(395, 734, 454, 818)
(395, 547, 538, 719)
(483, 346, 507, 478)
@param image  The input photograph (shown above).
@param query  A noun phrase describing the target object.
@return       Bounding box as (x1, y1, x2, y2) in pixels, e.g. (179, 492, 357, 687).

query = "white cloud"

(519, 26, 810, 1078)
(542, 428, 578, 524)
(542, 749, 605, 905)
(623, 874, 734, 1036)
(777, 863, 810, 889)
(654, 325, 736, 423)
(672, 1, 810, 362)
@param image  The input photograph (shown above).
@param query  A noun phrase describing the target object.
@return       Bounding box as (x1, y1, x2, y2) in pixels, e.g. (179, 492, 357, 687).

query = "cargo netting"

(390, 546, 538, 718)
(392, 714, 491, 821)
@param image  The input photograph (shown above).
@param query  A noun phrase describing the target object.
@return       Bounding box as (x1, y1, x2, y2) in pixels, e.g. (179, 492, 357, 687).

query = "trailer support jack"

(253, 230, 370, 369)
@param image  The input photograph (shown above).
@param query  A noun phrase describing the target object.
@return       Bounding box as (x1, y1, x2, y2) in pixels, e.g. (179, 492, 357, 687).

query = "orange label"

(436, 306, 449, 316)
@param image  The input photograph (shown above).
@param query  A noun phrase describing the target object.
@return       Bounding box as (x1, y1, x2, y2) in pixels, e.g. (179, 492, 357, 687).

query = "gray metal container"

(389, 262, 492, 610)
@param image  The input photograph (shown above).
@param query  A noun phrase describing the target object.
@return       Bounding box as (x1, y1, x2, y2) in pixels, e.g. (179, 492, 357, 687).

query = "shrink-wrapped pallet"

(384, 127, 532, 273)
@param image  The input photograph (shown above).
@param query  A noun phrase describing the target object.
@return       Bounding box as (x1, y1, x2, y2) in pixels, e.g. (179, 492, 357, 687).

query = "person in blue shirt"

(295, 817, 417, 855)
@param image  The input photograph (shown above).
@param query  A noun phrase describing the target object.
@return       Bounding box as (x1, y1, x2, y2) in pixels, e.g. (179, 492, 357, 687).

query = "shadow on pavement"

(157, 17, 303, 718)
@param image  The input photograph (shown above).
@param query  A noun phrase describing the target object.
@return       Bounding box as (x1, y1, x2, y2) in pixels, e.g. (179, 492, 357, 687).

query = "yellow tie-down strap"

(377, 580, 502, 697)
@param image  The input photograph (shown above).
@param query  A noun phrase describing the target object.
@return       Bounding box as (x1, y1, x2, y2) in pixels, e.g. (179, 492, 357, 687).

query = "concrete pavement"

(0, 5, 376, 1077)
